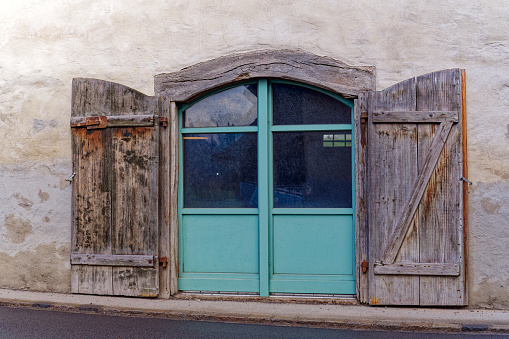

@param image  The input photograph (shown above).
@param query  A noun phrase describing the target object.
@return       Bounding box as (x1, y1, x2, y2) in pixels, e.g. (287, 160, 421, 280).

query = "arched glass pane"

(272, 83, 350, 125)
(183, 84, 258, 128)
(183, 133, 258, 208)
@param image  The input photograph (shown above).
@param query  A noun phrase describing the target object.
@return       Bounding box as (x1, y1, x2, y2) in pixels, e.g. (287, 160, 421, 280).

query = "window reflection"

(272, 83, 350, 125)
(273, 131, 352, 208)
(183, 84, 258, 128)
(183, 133, 258, 208)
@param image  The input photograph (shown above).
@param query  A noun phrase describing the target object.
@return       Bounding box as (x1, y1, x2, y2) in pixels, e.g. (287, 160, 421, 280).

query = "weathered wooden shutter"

(70, 78, 160, 297)
(361, 69, 467, 306)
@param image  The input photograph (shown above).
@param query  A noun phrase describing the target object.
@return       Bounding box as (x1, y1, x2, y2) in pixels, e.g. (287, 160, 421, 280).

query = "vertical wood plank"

(77, 266, 113, 295)
(368, 78, 419, 305)
(110, 125, 159, 296)
(111, 83, 158, 115)
(417, 69, 464, 306)
(110, 126, 159, 255)
(158, 96, 171, 298)
(72, 128, 112, 255)
(169, 101, 179, 295)
(461, 69, 468, 305)
(72, 78, 112, 117)
(354, 93, 369, 304)
(71, 79, 114, 294)
(112, 267, 158, 297)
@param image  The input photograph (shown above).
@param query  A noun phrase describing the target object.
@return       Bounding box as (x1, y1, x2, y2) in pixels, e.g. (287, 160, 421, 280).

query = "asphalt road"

(0, 306, 506, 339)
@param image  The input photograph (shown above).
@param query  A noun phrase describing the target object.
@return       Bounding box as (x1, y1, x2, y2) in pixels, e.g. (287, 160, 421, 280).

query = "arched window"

(177, 80, 355, 295)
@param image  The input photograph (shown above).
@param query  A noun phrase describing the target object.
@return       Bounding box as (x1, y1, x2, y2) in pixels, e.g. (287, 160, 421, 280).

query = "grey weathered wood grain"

(77, 266, 113, 295)
(416, 69, 465, 306)
(110, 126, 159, 255)
(366, 69, 465, 306)
(71, 79, 160, 297)
(367, 77, 419, 306)
(155, 50, 375, 101)
(354, 93, 369, 304)
(169, 101, 179, 295)
(374, 263, 460, 276)
(111, 82, 158, 115)
(112, 267, 159, 297)
(72, 78, 111, 117)
(380, 120, 454, 264)
(158, 96, 171, 299)
(372, 111, 458, 123)
(70, 254, 155, 267)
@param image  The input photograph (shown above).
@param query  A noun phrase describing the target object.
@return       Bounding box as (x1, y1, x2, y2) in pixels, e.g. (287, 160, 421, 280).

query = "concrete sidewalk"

(0, 289, 508, 333)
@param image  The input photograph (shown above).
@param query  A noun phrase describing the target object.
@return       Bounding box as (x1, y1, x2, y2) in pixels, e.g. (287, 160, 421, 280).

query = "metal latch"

(360, 112, 368, 146)
(159, 256, 168, 268)
(70, 116, 108, 129)
(361, 260, 369, 273)
(159, 117, 168, 127)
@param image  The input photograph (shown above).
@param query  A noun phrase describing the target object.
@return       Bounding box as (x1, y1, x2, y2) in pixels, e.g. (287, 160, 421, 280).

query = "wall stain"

(0, 243, 70, 293)
(38, 190, 50, 202)
(472, 277, 509, 309)
(43, 216, 50, 223)
(12, 193, 33, 211)
(4, 214, 34, 243)
(481, 197, 501, 215)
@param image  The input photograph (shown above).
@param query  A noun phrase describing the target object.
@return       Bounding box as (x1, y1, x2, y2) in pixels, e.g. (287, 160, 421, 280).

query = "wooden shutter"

(70, 78, 160, 297)
(361, 69, 467, 306)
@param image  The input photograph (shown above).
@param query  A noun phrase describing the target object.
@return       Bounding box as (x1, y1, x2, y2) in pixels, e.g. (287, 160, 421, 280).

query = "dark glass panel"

(273, 131, 352, 208)
(183, 84, 258, 128)
(183, 133, 258, 208)
(272, 83, 350, 125)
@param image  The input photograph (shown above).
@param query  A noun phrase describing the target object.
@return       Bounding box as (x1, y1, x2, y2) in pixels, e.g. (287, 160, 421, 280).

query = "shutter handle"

(460, 176, 472, 186)
(65, 172, 76, 182)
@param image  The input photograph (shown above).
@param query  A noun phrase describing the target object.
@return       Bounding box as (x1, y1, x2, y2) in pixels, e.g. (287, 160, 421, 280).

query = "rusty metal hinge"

(360, 112, 368, 146)
(70, 116, 108, 129)
(361, 260, 369, 273)
(159, 117, 168, 127)
(159, 256, 168, 268)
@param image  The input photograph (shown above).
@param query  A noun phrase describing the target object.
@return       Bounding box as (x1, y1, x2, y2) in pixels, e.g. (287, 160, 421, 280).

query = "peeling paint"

(4, 214, 34, 243)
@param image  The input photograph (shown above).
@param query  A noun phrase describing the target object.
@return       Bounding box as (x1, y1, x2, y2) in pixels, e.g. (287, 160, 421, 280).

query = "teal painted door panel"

(178, 276, 259, 292)
(270, 279, 356, 294)
(179, 81, 355, 295)
(272, 215, 353, 275)
(182, 215, 259, 274)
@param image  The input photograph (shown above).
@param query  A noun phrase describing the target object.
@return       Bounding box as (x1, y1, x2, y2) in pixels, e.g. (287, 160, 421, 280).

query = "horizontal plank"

(70, 114, 156, 128)
(372, 111, 458, 123)
(374, 263, 460, 276)
(70, 254, 156, 267)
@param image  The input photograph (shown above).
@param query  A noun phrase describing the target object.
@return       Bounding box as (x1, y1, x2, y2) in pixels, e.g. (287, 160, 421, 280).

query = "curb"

(0, 298, 506, 334)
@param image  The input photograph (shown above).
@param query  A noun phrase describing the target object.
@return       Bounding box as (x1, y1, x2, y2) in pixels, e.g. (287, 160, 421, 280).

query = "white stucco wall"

(1, 0, 508, 308)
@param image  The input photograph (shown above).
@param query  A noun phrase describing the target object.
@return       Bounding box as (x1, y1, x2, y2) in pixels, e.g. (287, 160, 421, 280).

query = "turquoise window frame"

(178, 79, 355, 295)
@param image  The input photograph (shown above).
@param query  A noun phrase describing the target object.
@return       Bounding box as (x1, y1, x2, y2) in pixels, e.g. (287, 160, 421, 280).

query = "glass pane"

(273, 131, 352, 208)
(184, 133, 258, 208)
(183, 84, 258, 128)
(272, 83, 351, 125)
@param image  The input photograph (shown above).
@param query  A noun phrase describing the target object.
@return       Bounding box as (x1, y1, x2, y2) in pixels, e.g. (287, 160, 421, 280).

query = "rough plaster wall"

(0, 1, 508, 307)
